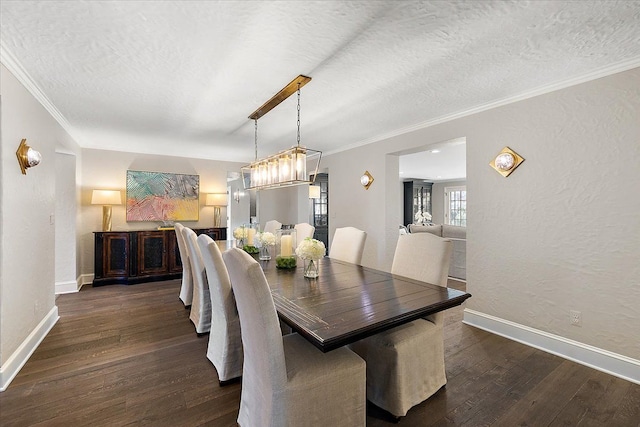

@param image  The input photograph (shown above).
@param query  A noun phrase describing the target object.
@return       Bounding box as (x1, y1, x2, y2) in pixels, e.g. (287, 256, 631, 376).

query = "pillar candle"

(247, 228, 256, 246)
(281, 235, 292, 257)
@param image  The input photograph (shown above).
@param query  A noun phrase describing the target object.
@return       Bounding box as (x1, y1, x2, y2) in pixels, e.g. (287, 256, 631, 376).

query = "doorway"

(311, 173, 329, 248)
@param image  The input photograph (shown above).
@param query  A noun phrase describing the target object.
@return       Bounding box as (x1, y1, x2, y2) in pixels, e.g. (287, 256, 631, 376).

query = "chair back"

(174, 223, 193, 305)
(197, 234, 235, 322)
(391, 233, 452, 288)
(329, 227, 367, 265)
(223, 248, 287, 390)
(263, 220, 282, 235)
(198, 234, 243, 380)
(182, 227, 211, 333)
(294, 222, 315, 241)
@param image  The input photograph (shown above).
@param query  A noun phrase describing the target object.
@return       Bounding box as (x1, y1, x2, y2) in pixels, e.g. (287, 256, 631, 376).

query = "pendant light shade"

(242, 75, 322, 191)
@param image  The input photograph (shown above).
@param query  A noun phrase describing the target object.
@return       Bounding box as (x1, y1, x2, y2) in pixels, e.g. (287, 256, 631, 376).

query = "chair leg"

(218, 376, 242, 386)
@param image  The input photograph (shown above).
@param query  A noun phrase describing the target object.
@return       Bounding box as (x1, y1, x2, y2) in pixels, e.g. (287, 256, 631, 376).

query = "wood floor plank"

(2, 279, 638, 427)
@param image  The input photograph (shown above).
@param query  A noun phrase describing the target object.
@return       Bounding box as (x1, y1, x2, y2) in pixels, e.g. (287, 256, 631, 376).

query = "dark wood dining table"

(257, 255, 471, 352)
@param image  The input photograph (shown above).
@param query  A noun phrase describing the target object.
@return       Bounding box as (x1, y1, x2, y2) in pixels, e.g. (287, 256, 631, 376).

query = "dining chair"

(174, 223, 193, 308)
(182, 227, 212, 335)
(222, 248, 366, 427)
(263, 220, 282, 235)
(294, 222, 315, 240)
(328, 226, 367, 265)
(349, 232, 453, 418)
(197, 234, 243, 383)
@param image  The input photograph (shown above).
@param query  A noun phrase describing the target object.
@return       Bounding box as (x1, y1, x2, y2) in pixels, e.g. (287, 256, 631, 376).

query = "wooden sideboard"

(93, 227, 227, 286)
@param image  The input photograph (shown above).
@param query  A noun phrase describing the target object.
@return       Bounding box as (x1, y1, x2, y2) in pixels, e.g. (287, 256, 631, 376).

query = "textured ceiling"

(1, 1, 640, 167)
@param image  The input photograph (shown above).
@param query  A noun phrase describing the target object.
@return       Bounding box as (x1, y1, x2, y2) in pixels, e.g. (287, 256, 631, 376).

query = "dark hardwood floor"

(1, 279, 638, 426)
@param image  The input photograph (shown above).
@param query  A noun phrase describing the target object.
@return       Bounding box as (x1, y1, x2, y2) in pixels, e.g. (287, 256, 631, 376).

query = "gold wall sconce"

(16, 139, 42, 174)
(91, 189, 122, 231)
(360, 171, 374, 190)
(205, 193, 228, 227)
(490, 147, 525, 177)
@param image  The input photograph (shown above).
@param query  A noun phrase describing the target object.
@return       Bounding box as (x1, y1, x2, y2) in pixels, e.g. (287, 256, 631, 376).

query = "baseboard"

(463, 309, 640, 385)
(0, 306, 60, 392)
(79, 274, 94, 289)
(55, 279, 79, 294)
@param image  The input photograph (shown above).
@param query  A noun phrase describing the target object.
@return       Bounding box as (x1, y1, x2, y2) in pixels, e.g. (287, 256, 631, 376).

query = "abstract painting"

(126, 170, 199, 222)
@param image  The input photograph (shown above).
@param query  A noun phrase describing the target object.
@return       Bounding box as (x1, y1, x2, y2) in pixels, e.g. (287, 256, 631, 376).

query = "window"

(445, 186, 466, 227)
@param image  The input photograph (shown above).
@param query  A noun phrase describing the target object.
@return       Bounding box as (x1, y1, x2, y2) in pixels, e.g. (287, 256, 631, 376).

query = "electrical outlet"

(570, 310, 582, 327)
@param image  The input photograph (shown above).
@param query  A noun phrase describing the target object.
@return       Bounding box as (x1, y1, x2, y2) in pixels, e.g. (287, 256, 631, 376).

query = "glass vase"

(259, 245, 272, 261)
(275, 225, 297, 269)
(303, 259, 319, 279)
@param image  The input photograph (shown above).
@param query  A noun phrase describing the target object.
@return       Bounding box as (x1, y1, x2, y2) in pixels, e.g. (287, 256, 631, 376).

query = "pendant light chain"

(254, 118, 258, 161)
(296, 82, 301, 146)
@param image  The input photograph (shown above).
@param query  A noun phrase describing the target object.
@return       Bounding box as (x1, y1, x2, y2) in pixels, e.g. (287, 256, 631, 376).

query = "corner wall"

(323, 68, 640, 372)
(0, 64, 80, 390)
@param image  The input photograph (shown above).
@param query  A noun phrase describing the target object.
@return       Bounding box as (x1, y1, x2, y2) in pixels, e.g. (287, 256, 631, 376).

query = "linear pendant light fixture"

(242, 75, 322, 191)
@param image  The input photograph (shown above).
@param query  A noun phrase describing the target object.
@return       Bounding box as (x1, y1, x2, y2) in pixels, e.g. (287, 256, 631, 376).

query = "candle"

(281, 235, 292, 257)
(247, 228, 256, 246)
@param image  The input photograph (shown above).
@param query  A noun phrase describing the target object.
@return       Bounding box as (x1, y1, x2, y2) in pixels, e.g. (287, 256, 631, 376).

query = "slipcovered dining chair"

(263, 220, 282, 235)
(349, 232, 453, 417)
(328, 227, 367, 265)
(174, 223, 193, 308)
(222, 248, 366, 427)
(182, 227, 212, 335)
(294, 222, 315, 240)
(197, 234, 243, 383)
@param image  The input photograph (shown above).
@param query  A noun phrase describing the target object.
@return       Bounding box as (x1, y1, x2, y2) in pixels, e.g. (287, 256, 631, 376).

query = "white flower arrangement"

(414, 210, 432, 224)
(295, 237, 326, 260)
(257, 231, 276, 246)
(233, 226, 248, 240)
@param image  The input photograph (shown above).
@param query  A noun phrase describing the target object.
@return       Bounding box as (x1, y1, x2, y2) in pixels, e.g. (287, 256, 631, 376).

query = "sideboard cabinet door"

(137, 231, 169, 276)
(94, 232, 130, 282)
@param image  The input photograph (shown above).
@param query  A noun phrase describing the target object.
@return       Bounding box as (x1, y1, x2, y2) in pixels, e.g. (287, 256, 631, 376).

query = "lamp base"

(102, 205, 113, 232)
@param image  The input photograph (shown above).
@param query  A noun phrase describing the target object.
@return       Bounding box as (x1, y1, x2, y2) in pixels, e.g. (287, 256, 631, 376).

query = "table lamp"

(205, 193, 227, 227)
(91, 190, 122, 231)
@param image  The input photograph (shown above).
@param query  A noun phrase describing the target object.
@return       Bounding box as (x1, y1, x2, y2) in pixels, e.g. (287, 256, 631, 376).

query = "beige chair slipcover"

(294, 222, 315, 240)
(174, 223, 193, 307)
(222, 248, 366, 427)
(328, 226, 367, 265)
(263, 220, 282, 235)
(197, 234, 243, 383)
(182, 227, 212, 335)
(349, 232, 453, 417)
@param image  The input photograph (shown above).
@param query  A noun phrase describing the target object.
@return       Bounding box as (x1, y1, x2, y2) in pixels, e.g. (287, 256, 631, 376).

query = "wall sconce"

(360, 170, 374, 190)
(233, 189, 244, 203)
(16, 139, 42, 175)
(205, 193, 227, 227)
(309, 185, 321, 199)
(489, 146, 525, 177)
(91, 190, 122, 231)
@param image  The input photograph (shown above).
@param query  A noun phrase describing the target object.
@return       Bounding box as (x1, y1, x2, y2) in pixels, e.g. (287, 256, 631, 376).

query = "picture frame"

(126, 170, 199, 222)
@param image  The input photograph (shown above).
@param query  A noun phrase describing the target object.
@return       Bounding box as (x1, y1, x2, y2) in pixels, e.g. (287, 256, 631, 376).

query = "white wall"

(0, 64, 80, 389)
(55, 152, 78, 293)
(256, 185, 307, 227)
(78, 148, 245, 277)
(323, 67, 640, 363)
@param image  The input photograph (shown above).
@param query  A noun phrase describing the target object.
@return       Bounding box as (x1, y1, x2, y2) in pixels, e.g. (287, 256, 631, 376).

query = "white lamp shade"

(309, 185, 321, 199)
(91, 190, 122, 205)
(206, 193, 227, 206)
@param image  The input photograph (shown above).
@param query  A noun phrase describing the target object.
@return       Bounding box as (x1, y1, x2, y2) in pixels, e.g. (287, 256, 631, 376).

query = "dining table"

(255, 254, 472, 352)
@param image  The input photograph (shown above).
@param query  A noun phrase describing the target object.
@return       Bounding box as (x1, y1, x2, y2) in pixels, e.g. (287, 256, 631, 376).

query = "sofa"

(408, 224, 466, 280)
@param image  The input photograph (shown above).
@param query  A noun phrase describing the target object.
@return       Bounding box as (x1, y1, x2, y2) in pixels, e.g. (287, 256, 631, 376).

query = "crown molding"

(325, 58, 640, 157)
(0, 41, 79, 141)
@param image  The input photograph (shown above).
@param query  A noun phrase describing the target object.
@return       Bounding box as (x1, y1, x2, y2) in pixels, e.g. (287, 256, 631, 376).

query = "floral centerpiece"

(414, 210, 432, 225)
(233, 226, 248, 248)
(256, 231, 276, 260)
(295, 237, 326, 278)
